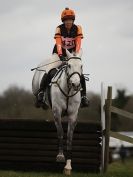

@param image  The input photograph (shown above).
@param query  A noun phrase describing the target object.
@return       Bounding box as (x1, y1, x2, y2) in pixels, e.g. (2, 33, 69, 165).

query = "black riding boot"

(80, 74, 89, 107)
(35, 73, 49, 109)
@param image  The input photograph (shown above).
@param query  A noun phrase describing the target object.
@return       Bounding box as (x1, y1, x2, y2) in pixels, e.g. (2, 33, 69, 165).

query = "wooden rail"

(110, 131, 133, 144)
(111, 106, 133, 120)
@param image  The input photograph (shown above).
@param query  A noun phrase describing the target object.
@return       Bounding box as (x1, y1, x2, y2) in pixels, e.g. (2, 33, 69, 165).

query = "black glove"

(59, 55, 65, 61)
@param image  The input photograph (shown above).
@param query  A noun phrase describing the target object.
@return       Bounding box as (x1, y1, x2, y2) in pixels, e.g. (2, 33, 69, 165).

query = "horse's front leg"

(64, 114, 77, 175)
(52, 106, 65, 162)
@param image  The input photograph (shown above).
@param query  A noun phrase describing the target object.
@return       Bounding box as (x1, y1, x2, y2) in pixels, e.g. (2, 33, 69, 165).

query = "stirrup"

(80, 96, 89, 108)
(38, 91, 44, 102)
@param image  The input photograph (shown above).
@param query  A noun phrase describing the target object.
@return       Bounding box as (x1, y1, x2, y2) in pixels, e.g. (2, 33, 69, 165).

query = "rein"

(51, 68, 81, 98)
(55, 81, 81, 98)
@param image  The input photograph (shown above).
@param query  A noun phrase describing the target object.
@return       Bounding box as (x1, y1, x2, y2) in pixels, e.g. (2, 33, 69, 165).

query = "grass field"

(0, 158, 132, 177)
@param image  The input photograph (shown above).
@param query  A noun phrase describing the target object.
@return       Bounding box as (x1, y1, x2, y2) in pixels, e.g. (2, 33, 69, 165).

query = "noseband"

(67, 71, 81, 87)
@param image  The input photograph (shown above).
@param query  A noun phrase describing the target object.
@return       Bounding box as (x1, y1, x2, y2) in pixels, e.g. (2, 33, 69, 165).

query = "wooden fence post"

(101, 83, 106, 173)
(104, 86, 112, 172)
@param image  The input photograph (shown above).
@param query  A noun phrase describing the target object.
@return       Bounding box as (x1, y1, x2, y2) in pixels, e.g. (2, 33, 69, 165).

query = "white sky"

(0, 0, 133, 94)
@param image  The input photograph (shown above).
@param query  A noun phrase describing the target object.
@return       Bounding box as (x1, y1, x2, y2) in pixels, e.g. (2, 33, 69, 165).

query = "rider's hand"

(59, 55, 65, 61)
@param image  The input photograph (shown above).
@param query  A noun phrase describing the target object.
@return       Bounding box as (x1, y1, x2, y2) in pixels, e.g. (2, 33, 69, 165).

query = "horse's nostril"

(72, 83, 75, 87)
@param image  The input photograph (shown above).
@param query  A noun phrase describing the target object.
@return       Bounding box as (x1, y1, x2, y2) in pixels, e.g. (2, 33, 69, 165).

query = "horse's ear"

(66, 49, 73, 58)
(76, 48, 83, 58)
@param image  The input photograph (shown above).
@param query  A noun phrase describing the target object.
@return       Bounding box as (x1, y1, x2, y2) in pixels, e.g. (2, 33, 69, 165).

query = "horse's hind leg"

(53, 107, 65, 162)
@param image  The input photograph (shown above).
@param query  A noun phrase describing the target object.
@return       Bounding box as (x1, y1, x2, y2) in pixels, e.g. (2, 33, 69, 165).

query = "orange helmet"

(61, 7, 75, 22)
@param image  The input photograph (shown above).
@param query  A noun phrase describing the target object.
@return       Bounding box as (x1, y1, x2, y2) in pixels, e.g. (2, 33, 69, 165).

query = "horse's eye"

(68, 64, 71, 68)
(81, 65, 83, 69)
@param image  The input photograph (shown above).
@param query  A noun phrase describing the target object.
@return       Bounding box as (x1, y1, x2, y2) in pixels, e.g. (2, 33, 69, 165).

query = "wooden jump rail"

(102, 86, 133, 172)
(0, 120, 102, 173)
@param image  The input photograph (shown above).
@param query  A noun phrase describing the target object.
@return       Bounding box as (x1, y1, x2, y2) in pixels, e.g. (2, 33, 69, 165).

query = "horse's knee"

(52, 107, 61, 120)
(68, 118, 77, 128)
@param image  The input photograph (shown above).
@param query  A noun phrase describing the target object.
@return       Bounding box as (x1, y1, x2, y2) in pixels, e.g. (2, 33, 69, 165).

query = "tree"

(111, 89, 130, 131)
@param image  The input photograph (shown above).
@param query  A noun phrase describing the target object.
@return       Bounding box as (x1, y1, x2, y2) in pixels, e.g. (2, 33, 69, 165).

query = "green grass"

(0, 158, 133, 177)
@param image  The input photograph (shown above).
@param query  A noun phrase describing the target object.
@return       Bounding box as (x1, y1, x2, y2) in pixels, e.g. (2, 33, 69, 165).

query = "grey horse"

(32, 49, 83, 175)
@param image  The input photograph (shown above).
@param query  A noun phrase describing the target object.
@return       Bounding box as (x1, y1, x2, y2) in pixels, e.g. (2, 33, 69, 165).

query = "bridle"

(52, 56, 82, 98)
(66, 56, 82, 88)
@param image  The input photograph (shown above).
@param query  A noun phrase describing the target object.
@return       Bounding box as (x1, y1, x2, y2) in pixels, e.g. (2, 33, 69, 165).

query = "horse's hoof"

(56, 154, 65, 162)
(64, 168, 72, 176)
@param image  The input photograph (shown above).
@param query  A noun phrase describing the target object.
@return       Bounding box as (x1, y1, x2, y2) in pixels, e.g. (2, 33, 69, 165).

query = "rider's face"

(64, 19, 73, 29)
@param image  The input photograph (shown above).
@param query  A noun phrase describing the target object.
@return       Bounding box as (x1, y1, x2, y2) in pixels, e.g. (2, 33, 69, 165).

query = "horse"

(32, 49, 83, 175)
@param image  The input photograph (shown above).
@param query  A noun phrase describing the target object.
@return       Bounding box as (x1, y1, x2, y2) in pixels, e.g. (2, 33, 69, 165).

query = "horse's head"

(66, 49, 83, 91)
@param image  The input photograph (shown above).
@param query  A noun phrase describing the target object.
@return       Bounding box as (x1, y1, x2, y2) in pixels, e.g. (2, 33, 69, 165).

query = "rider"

(36, 7, 89, 108)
